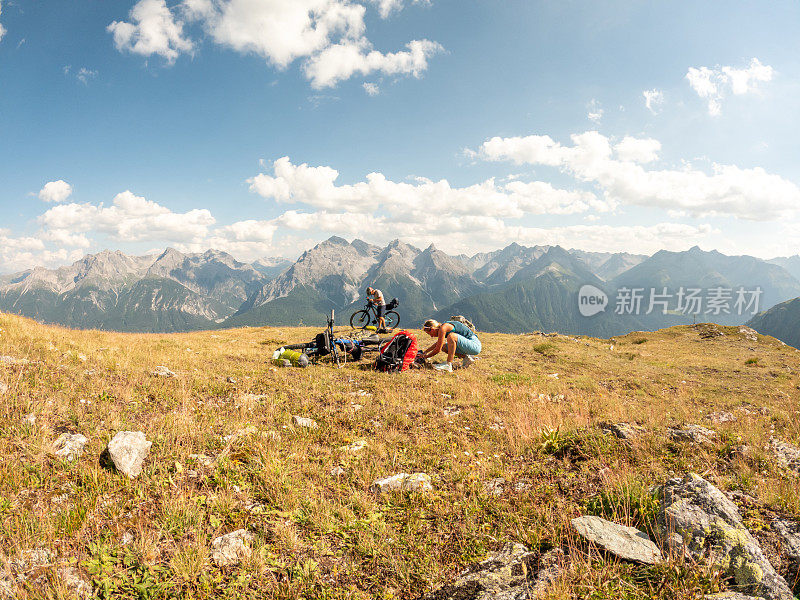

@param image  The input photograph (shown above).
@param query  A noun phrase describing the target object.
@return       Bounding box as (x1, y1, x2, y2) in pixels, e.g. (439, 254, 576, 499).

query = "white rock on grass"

(292, 416, 318, 430)
(668, 424, 717, 445)
(0, 355, 29, 366)
(571, 515, 662, 564)
(331, 466, 347, 477)
(211, 529, 254, 567)
(370, 473, 433, 494)
(107, 431, 152, 478)
(770, 438, 800, 475)
(60, 567, 93, 598)
(341, 440, 367, 453)
(53, 433, 89, 462)
(150, 366, 175, 378)
(0, 382, 8, 395)
(189, 453, 215, 467)
(10, 548, 53, 575)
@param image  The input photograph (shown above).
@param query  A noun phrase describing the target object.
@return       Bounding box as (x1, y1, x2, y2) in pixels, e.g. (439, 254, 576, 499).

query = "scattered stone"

(696, 324, 725, 339)
(189, 453, 215, 467)
(739, 326, 759, 342)
(107, 431, 152, 478)
(659, 473, 793, 600)
(423, 542, 563, 600)
(668, 424, 717, 444)
(330, 466, 347, 477)
(772, 518, 800, 563)
(53, 433, 89, 462)
(547, 373, 559, 379)
(226, 377, 237, 384)
(513, 479, 533, 493)
(238, 394, 269, 402)
(443, 406, 462, 417)
(22, 413, 36, 426)
(292, 416, 319, 430)
(706, 594, 763, 600)
(489, 422, 505, 431)
(709, 411, 738, 424)
(371, 473, 433, 494)
(341, 440, 367, 453)
(211, 529, 254, 567)
(10, 548, 53, 575)
(0, 382, 7, 395)
(120, 531, 134, 545)
(603, 422, 644, 440)
(223, 426, 258, 443)
(150, 365, 175, 378)
(483, 478, 505, 497)
(571, 516, 662, 564)
(0, 355, 29, 366)
(60, 566, 93, 598)
(770, 438, 800, 475)
(348, 390, 372, 397)
(244, 501, 266, 514)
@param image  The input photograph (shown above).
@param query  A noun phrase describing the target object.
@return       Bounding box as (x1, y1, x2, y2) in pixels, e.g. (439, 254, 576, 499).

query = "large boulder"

(107, 431, 152, 478)
(659, 473, 793, 600)
(423, 543, 563, 600)
(571, 516, 662, 564)
(770, 439, 800, 476)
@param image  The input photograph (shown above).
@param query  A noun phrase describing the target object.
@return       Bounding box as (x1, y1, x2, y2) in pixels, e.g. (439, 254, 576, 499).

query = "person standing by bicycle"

(365, 286, 387, 332)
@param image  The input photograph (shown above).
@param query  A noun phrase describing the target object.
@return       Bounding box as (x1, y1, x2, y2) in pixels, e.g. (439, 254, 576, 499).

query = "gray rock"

(571, 516, 662, 564)
(659, 473, 793, 600)
(0, 355, 29, 366)
(484, 478, 506, 497)
(10, 548, 53, 575)
(340, 440, 367, 453)
(770, 438, 800, 475)
(443, 406, 462, 417)
(668, 424, 717, 444)
(709, 411, 738, 424)
(772, 518, 800, 563)
(292, 415, 318, 430)
(53, 433, 89, 462)
(150, 365, 175, 378)
(107, 431, 152, 478)
(60, 566, 93, 598)
(189, 453, 215, 467)
(371, 473, 433, 494)
(604, 422, 644, 440)
(211, 529, 254, 566)
(706, 594, 763, 600)
(423, 543, 563, 600)
(739, 326, 759, 342)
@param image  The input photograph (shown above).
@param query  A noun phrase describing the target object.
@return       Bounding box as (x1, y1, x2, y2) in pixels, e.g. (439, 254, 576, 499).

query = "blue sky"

(1, 0, 799, 272)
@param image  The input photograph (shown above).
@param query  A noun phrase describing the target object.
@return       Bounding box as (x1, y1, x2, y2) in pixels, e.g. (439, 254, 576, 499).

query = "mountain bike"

(283, 309, 343, 367)
(350, 301, 400, 331)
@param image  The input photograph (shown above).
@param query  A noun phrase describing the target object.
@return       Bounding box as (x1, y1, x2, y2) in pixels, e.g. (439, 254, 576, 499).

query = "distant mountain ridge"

(2, 240, 800, 336)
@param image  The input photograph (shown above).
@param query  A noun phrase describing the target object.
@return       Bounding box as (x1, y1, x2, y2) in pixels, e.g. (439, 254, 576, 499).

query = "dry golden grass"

(1, 312, 800, 599)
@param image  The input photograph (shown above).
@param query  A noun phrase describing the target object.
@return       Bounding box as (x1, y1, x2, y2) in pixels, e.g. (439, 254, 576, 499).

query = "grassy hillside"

(2, 313, 800, 598)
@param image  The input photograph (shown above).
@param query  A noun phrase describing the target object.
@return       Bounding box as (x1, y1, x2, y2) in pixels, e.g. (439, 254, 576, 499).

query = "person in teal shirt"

(421, 319, 481, 372)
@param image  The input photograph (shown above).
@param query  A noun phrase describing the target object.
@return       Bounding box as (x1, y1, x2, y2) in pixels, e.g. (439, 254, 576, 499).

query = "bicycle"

(350, 300, 400, 331)
(283, 309, 343, 367)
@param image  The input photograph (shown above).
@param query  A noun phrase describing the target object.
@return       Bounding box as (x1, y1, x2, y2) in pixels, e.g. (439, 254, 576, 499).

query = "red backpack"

(374, 330, 418, 372)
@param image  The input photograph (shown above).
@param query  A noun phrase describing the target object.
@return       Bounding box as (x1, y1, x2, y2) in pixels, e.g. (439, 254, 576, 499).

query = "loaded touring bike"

(350, 298, 400, 330)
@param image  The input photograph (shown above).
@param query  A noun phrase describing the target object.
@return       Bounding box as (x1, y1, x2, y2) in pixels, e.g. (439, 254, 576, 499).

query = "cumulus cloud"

(249, 156, 608, 220)
(0, 229, 86, 274)
(0, 1, 5, 43)
(303, 38, 442, 88)
(363, 82, 379, 95)
(587, 99, 603, 123)
(109, 0, 442, 88)
(39, 190, 215, 243)
(108, 0, 194, 63)
(686, 58, 773, 116)
(39, 180, 73, 203)
(480, 130, 800, 220)
(643, 89, 664, 114)
(370, 0, 430, 19)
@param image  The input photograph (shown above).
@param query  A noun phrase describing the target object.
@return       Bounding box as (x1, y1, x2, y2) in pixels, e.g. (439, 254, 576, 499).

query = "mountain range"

(2, 238, 800, 341)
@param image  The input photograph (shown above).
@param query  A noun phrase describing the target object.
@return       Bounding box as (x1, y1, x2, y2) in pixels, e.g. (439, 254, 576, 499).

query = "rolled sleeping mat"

(272, 348, 309, 368)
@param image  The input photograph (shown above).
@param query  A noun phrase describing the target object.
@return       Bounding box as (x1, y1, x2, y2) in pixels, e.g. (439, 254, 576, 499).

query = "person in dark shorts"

(365, 287, 387, 331)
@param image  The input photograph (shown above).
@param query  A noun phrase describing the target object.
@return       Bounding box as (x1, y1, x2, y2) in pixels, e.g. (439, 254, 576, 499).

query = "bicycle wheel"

(283, 343, 309, 350)
(384, 311, 400, 330)
(350, 310, 371, 329)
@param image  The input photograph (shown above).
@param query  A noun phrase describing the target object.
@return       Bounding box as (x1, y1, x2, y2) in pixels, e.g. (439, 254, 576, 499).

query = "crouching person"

(421, 319, 481, 372)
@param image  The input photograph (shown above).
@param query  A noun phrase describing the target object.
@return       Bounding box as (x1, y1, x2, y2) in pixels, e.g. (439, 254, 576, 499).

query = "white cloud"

(39, 190, 215, 243)
(370, 0, 430, 19)
(38, 180, 73, 203)
(110, 0, 442, 88)
(643, 89, 664, 114)
(249, 156, 608, 220)
(108, 0, 194, 64)
(363, 82, 380, 96)
(0, 229, 86, 274)
(77, 68, 98, 85)
(613, 136, 661, 163)
(480, 130, 800, 220)
(0, 0, 5, 42)
(303, 38, 442, 89)
(587, 99, 603, 123)
(686, 58, 773, 116)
